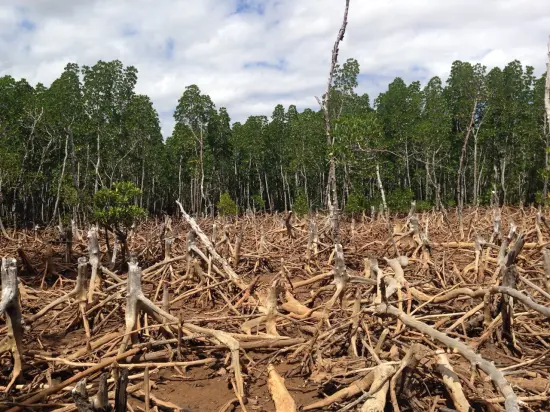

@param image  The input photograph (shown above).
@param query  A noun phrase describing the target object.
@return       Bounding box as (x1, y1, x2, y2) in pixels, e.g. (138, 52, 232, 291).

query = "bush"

(251, 194, 265, 211)
(93, 181, 147, 230)
(535, 191, 549, 206)
(387, 188, 413, 213)
(293, 190, 309, 217)
(217, 192, 238, 216)
(344, 192, 366, 215)
(415, 200, 433, 213)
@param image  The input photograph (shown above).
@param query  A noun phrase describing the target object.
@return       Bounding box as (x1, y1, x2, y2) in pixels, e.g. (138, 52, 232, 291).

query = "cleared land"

(1, 206, 550, 411)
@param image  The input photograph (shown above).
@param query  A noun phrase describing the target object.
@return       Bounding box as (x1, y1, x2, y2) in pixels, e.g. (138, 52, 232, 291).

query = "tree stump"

(0, 258, 24, 391)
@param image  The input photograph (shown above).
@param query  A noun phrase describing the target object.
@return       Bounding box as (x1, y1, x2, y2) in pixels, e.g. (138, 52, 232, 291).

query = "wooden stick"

(6, 348, 140, 412)
(176, 201, 246, 290)
(374, 303, 519, 412)
(436, 353, 470, 412)
(267, 364, 297, 412)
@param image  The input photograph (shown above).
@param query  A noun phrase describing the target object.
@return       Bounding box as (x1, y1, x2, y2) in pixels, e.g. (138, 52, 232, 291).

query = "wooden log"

(267, 364, 297, 412)
(360, 363, 395, 412)
(87, 226, 100, 304)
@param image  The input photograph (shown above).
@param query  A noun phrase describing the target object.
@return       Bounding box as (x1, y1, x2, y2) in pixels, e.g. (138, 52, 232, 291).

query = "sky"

(1, 0, 549, 137)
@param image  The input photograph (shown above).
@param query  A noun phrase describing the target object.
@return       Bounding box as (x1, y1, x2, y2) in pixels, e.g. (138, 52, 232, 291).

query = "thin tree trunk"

(473, 131, 478, 206)
(321, 0, 349, 243)
(51, 134, 69, 223)
(457, 99, 477, 238)
(94, 132, 100, 193)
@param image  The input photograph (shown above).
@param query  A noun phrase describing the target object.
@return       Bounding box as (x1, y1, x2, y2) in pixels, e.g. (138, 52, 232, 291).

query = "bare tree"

(317, 0, 350, 243)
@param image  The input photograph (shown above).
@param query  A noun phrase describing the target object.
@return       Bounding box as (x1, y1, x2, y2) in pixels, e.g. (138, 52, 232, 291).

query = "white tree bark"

(1, 258, 24, 390)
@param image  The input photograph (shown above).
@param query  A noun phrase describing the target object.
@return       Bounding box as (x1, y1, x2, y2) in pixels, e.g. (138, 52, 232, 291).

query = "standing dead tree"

(88, 226, 100, 303)
(317, 0, 350, 243)
(0, 258, 24, 391)
(118, 257, 177, 356)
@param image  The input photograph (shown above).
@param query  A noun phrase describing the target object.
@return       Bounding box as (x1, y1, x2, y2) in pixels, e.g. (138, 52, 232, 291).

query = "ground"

(1, 206, 549, 411)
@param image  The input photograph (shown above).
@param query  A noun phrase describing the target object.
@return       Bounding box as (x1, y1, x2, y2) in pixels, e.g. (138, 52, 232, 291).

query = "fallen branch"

(267, 364, 297, 412)
(374, 303, 519, 412)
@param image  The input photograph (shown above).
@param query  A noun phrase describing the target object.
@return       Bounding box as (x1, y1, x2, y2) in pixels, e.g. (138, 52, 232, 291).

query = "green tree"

(93, 181, 146, 262)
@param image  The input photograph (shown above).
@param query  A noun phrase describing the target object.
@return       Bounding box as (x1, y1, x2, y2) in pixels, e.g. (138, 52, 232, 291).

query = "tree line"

(0, 58, 548, 227)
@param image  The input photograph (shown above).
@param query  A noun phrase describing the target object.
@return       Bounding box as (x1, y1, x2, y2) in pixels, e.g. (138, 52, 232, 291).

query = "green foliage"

(251, 194, 265, 211)
(415, 200, 433, 213)
(1, 55, 548, 225)
(535, 191, 549, 206)
(61, 181, 79, 207)
(344, 193, 366, 215)
(93, 181, 146, 230)
(293, 191, 309, 217)
(387, 188, 414, 213)
(217, 192, 238, 216)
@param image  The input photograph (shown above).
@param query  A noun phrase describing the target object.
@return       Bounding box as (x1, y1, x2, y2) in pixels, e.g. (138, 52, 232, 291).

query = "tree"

(93, 181, 146, 263)
(174, 85, 215, 215)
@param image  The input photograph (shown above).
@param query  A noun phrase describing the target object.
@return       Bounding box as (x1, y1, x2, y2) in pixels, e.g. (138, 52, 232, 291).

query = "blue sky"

(1, 0, 548, 136)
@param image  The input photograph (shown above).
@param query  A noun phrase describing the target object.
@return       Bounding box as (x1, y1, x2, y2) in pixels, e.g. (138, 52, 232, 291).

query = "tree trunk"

(95, 132, 101, 193)
(457, 99, 477, 238)
(52, 133, 70, 223)
(473, 130, 479, 206)
(321, 0, 349, 242)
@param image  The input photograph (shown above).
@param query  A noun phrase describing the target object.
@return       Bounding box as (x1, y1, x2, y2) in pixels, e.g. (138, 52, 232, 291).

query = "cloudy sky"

(1, 0, 548, 136)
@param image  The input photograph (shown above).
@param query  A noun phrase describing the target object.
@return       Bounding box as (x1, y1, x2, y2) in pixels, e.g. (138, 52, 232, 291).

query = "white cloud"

(1, 0, 548, 137)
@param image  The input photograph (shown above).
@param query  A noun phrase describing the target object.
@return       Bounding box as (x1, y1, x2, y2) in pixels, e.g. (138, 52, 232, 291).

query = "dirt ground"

(1, 206, 550, 411)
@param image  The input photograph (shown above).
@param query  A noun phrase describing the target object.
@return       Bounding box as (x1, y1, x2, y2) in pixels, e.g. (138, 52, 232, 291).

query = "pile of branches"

(1, 204, 550, 411)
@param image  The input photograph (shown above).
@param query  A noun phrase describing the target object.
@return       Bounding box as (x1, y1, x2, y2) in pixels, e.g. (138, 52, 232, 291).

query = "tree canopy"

(0, 57, 548, 226)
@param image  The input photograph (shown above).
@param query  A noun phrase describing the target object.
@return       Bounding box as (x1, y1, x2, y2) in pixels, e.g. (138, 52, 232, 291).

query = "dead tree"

(87, 226, 100, 303)
(0, 258, 24, 390)
(284, 211, 294, 239)
(118, 257, 177, 355)
(318, 0, 350, 243)
(72, 373, 111, 412)
(499, 234, 525, 356)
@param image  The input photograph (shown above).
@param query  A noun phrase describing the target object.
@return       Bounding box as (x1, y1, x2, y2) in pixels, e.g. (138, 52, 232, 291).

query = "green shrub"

(293, 190, 309, 216)
(217, 192, 238, 216)
(93, 181, 147, 230)
(415, 200, 433, 213)
(444, 198, 457, 208)
(344, 192, 366, 215)
(387, 188, 413, 213)
(535, 190, 549, 206)
(251, 194, 265, 211)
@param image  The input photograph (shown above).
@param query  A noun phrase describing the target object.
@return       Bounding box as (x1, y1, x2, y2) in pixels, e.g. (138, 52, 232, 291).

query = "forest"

(1, 54, 548, 227)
